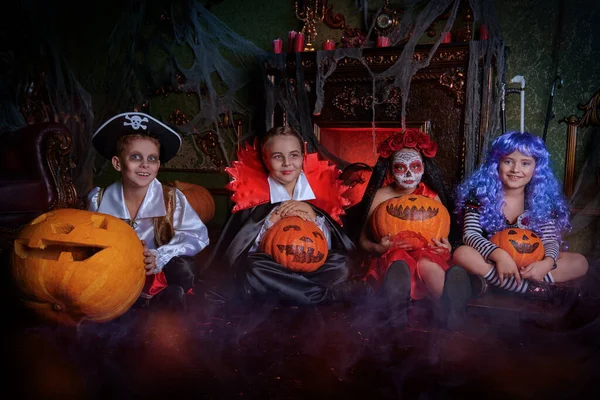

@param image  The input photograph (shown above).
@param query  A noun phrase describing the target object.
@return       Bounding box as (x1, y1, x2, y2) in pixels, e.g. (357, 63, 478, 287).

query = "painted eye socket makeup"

(392, 150, 424, 189)
(409, 161, 423, 173)
(393, 163, 407, 173)
(129, 153, 159, 163)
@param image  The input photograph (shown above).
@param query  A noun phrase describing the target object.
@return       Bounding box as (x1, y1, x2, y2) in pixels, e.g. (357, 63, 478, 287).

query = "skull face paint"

(392, 148, 424, 189)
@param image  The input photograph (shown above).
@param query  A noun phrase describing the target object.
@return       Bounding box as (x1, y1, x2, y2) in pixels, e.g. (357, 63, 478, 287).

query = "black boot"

(525, 280, 582, 306)
(377, 261, 411, 328)
(379, 260, 411, 306)
(469, 273, 488, 298)
(440, 265, 472, 330)
(151, 285, 187, 312)
(326, 280, 373, 305)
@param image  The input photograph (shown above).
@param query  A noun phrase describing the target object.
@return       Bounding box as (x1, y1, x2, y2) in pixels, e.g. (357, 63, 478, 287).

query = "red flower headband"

(377, 129, 438, 159)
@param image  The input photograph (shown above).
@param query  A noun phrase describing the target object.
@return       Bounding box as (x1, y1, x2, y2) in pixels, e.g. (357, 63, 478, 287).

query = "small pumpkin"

(369, 194, 451, 250)
(490, 228, 545, 269)
(260, 216, 328, 272)
(171, 180, 215, 223)
(10, 208, 146, 326)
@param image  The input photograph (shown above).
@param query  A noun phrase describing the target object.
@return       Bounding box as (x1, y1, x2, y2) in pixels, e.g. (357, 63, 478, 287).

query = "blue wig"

(456, 131, 571, 238)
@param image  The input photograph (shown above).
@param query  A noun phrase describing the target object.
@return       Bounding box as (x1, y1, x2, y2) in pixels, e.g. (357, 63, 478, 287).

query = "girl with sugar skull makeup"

(350, 129, 467, 327)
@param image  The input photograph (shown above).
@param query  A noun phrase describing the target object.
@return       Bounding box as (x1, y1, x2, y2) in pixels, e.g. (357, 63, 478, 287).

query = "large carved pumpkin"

(10, 208, 146, 326)
(260, 216, 328, 272)
(171, 180, 215, 222)
(490, 228, 545, 269)
(370, 194, 451, 250)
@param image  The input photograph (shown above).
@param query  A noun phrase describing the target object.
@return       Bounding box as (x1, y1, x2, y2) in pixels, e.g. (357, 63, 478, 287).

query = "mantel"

(265, 43, 470, 79)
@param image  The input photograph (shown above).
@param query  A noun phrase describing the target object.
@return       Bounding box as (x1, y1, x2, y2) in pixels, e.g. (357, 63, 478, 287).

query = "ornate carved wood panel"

(266, 43, 471, 189)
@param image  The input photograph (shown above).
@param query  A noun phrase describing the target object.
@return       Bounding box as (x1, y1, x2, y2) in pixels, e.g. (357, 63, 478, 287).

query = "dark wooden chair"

(0, 122, 78, 246)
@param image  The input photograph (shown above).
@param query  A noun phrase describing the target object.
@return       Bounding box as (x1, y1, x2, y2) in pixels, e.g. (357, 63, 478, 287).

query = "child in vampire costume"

(208, 126, 372, 306)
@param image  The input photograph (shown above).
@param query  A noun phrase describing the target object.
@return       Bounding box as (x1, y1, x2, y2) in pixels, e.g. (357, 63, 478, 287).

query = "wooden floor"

(3, 258, 600, 400)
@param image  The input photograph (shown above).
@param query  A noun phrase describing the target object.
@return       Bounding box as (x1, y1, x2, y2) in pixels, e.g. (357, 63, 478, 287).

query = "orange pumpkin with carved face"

(260, 216, 328, 272)
(490, 228, 545, 269)
(10, 208, 145, 326)
(370, 194, 451, 250)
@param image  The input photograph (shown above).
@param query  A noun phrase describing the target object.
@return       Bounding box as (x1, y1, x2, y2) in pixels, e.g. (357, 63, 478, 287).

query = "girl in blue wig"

(453, 131, 588, 299)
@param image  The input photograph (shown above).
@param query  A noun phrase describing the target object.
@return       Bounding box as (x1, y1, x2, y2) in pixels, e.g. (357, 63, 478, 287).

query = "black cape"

(207, 202, 355, 276)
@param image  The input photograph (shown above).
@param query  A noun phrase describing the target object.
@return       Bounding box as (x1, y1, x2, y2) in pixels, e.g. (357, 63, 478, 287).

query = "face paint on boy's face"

(392, 149, 423, 189)
(113, 137, 161, 189)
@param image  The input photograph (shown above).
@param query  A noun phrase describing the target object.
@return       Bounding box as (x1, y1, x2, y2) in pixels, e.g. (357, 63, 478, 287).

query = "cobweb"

(1, 0, 505, 196)
(101, 0, 268, 170)
(0, 0, 95, 196)
(262, 0, 505, 176)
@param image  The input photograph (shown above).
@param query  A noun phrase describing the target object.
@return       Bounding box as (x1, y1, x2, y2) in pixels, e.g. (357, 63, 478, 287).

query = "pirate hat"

(92, 112, 182, 162)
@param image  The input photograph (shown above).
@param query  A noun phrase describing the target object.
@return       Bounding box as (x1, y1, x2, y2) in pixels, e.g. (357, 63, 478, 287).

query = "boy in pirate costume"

(87, 112, 209, 310)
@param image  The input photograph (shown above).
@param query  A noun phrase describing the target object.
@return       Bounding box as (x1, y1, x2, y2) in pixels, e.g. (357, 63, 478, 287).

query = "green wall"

(498, 0, 600, 183)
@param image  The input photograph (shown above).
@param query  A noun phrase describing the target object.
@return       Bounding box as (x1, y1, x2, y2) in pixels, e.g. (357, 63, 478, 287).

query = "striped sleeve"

(538, 220, 560, 261)
(462, 208, 499, 260)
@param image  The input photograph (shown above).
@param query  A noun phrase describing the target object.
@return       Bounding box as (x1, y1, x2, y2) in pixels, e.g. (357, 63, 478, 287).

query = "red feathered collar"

(225, 141, 350, 225)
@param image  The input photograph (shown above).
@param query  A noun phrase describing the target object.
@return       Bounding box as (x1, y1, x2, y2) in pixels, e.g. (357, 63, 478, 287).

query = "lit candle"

(322, 39, 335, 51)
(480, 24, 488, 40)
(294, 32, 305, 52)
(376, 36, 390, 48)
(273, 38, 283, 54)
(288, 30, 297, 53)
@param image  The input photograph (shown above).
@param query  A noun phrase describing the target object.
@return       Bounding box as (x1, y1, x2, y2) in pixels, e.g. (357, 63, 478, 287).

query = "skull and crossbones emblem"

(123, 114, 149, 130)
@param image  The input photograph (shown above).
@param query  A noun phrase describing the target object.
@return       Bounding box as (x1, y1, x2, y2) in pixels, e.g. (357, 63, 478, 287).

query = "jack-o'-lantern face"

(10, 208, 146, 326)
(490, 228, 545, 269)
(261, 216, 328, 272)
(370, 194, 450, 250)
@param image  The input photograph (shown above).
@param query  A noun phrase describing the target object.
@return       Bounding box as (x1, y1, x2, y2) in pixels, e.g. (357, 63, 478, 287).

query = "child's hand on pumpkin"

(390, 237, 414, 251)
(371, 235, 392, 254)
(520, 258, 554, 281)
(141, 240, 158, 275)
(491, 249, 521, 285)
(375, 235, 412, 254)
(430, 237, 451, 256)
(269, 212, 282, 225)
(276, 200, 316, 221)
(284, 209, 314, 221)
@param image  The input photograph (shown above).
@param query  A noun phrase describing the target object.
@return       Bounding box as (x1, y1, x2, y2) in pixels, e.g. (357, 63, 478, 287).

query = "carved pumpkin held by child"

(261, 216, 328, 272)
(490, 227, 545, 269)
(369, 194, 451, 251)
(10, 208, 146, 326)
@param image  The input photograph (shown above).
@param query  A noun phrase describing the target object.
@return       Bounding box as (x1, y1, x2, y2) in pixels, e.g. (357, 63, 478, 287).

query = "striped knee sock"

(543, 271, 555, 283)
(483, 266, 529, 294)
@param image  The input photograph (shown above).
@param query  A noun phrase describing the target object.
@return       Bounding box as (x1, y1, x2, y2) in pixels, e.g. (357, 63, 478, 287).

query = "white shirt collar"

(97, 178, 167, 220)
(268, 172, 316, 203)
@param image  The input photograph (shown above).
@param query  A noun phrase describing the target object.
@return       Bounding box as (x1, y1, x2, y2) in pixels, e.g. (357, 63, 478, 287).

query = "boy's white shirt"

(250, 172, 331, 252)
(86, 178, 209, 272)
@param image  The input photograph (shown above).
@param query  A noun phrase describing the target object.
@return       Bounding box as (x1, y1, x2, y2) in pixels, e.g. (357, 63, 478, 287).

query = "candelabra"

(295, 0, 325, 51)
